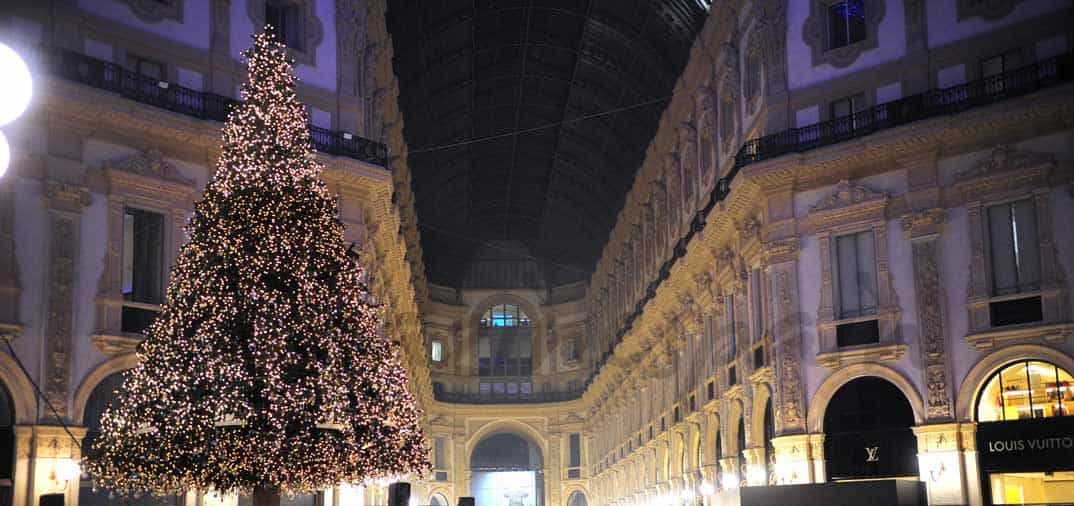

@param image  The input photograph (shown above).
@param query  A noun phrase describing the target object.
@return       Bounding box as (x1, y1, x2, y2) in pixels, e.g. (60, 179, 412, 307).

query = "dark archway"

(79, 372, 181, 506)
(566, 491, 587, 506)
(470, 433, 544, 506)
(823, 377, 918, 481)
(0, 380, 15, 506)
(763, 400, 774, 485)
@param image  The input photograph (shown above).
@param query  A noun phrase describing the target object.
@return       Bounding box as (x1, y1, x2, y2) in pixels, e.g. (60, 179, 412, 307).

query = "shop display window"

(976, 361, 1074, 422)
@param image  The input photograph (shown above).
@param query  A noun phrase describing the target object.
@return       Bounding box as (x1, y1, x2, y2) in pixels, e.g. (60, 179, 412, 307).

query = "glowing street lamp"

(0, 41, 33, 178)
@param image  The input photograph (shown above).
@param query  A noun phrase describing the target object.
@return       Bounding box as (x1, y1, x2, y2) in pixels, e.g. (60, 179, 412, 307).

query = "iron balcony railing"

(584, 51, 1074, 395)
(35, 45, 389, 165)
(434, 389, 586, 404)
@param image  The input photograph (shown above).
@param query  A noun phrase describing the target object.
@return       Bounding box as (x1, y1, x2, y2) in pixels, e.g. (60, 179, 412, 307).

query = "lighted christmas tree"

(86, 31, 428, 503)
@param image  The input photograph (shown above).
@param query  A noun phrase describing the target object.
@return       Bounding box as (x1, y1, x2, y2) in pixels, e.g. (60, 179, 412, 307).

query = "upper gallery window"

(430, 339, 443, 363)
(121, 208, 164, 334)
(833, 230, 877, 319)
(828, 0, 867, 50)
(988, 200, 1040, 296)
(480, 303, 530, 328)
(266, 0, 304, 50)
(976, 361, 1073, 422)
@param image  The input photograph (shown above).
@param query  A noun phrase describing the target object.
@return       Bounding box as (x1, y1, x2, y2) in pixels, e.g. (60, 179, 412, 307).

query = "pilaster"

(913, 423, 978, 506)
(27, 425, 86, 506)
(41, 182, 91, 421)
(903, 209, 954, 421)
(769, 434, 812, 485)
(0, 183, 21, 340)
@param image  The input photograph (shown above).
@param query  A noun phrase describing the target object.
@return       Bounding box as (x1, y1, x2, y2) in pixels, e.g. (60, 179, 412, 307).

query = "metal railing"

(434, 388, 586, 404)
(585, 51, 1074, 395)
(34, 45, 389, 165)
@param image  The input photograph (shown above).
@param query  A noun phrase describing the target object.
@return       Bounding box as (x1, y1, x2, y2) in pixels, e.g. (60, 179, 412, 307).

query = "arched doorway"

(566, 490, 587, 506)
(823, 377, 918, 481)
(763, 400, 774, 485)
(429, 493, 449, 506)
(79, 372, 182, 506)
(470, 433, 543, 506)
(0, 381, 15, 506)
(974, 360, 1074, 505)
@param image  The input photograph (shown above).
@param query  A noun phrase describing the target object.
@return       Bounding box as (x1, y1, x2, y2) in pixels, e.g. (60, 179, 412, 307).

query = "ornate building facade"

(2, 1, 1074, 506)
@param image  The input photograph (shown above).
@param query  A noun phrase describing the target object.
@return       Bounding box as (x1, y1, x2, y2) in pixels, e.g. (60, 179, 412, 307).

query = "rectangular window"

(833, 230, 878, 319)
(830, 94, 863, 133)
(750, 268, 764, 342)
(434, 437, 447, 470)
(265, 0, 304, 50)
(828, 0, 866, 49)
(130, 55, 164, 81)
(568, 433, 581, 467)
(988, 200, 1041, 296)
(430, 340, 443, 362)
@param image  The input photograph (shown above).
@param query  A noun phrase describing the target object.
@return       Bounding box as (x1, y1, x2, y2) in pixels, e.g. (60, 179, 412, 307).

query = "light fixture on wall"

(698, 481, 716, 496)
(51, 458, 82, 484)
(0, 41, 32, 178)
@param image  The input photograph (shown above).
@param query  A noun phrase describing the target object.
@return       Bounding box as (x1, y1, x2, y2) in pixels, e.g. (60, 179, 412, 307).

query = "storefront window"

(976, 361, 1074, 422)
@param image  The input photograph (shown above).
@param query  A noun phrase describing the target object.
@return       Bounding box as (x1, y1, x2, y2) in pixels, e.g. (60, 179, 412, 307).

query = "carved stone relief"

(119, 0, 184, 22)
(42, 182, 92, 420)
(956, 0, 1025, 21)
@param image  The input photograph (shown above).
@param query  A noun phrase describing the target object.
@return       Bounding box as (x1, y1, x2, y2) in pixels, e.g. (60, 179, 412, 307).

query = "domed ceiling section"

(386, 0, 709, 288)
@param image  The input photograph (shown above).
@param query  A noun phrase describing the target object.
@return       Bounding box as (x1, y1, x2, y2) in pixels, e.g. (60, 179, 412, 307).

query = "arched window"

(80, 372, 181, 506)
(478, 304, 533, 396)
(429, 494, 448, 506)
(567, 491, 588, 506)
(976, 360, 1073, 422)
(81, 372, 126, 459)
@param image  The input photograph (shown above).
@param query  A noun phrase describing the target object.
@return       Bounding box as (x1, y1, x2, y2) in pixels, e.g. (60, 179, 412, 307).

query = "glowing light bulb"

(0, 42, 31, 127)
(699, 481, 716, 496)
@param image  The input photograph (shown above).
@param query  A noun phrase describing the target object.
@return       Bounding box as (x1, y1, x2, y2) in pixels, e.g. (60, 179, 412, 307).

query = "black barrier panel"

(457, 498, 475, 506)
(977, 416, 1074, 472)
(739, 479, 926, 506)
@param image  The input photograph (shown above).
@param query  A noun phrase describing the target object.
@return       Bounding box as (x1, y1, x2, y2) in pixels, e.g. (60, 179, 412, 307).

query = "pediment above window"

(805, 179, 889, 230)
(955, 144, 1056, 181)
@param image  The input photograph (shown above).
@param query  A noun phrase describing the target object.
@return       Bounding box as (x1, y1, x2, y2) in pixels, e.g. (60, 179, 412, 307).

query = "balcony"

(434, 389, 585, 405)
(34, 46, 389, 165)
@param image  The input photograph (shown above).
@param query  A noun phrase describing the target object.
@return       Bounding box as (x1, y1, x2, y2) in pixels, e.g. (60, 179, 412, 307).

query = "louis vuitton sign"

(977, 416, 1074, 472)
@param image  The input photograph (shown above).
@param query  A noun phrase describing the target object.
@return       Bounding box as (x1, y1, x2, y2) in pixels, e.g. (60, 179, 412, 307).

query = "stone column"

(761, 237, 806, 435)
(769, 434, 812, 484)
(41, 182, 91, 421)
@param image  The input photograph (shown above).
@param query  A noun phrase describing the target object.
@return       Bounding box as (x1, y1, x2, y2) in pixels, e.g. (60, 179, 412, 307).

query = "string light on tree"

(85, 29, 429, 505)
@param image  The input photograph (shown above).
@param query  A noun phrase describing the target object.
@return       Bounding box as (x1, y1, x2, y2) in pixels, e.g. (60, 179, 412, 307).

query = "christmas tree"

(86, 31, 429, 503)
